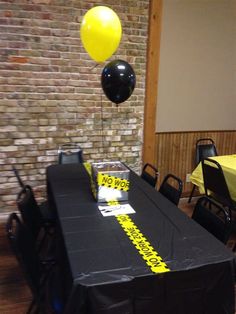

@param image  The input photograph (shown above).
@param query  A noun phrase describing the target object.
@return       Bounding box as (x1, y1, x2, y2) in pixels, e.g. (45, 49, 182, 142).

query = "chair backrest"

(16, 185, 44, 240)
(192, 197, 231, 244)
(202, 158, 234, 209)
(196, 138, 217, 165)
(159, 173, 183, 206)
(58, 143, 84, 164)
(6, 213, 42, 295)
(141, 163, 159, 188)
(12, 166, 25, 188)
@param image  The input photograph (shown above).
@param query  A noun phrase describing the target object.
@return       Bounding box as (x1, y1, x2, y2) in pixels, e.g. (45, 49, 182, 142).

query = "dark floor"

(0, 219, 31, 313)
(0, 197, 235, 313)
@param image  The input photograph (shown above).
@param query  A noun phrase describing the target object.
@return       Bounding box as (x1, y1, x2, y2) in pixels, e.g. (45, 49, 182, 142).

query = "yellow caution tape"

(97, 173, 130, 192)
(84, 163, 170, 274)
(107, 200, 120, 206)
(84, 162, 92, 176)
(84, 162, 97, 198)
(116, 214, 170, 273)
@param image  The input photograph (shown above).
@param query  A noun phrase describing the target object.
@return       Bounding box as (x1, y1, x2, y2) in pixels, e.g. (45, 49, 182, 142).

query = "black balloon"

(101, 60, 136, 104)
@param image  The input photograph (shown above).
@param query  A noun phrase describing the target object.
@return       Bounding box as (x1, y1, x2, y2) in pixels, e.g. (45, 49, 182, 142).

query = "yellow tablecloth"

(190, 154, 236, 201)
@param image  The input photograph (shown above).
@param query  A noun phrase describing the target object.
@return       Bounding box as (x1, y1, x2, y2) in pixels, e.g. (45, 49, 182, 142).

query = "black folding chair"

(140, 163, 159, 188)
(16, 185, 55, 254)
(188, 138, 217, 203)
(6, 213, 64, 314)
(58, 143, 84, 164)
(159, 173, 183, 206)
(202, 158, 236, 211)
(192, 197, 231, 244)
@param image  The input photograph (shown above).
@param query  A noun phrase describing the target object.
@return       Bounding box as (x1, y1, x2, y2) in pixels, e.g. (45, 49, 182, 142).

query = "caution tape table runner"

(84, 162, 170, 274)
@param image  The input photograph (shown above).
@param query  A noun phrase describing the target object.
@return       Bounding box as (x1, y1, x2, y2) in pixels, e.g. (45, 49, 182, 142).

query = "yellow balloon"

(80, 6, 122, 63)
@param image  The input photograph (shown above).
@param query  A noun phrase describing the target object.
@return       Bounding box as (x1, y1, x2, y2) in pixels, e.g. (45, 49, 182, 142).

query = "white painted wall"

(156, 0, 236, 132)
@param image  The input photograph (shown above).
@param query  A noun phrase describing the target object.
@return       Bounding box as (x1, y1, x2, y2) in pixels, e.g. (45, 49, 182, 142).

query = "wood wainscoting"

(155, 131, 236, 196)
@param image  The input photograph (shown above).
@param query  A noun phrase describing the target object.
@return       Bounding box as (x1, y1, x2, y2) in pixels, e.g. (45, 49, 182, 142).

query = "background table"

(47, 164, 235, 314)
(190, 154, 236, 201)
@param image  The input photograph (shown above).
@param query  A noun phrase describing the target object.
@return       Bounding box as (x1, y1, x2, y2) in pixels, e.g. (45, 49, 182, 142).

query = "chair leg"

(27, 298, 37, 314)
(188, 185, 196, 203)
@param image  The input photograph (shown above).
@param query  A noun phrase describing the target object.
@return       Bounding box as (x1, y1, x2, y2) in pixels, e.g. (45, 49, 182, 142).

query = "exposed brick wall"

(0, 0, 149, 212)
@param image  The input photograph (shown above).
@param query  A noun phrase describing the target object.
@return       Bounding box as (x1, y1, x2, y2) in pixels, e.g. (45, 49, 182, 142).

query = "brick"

(31, 0, 52, 4)
(8, 56, 29, 63)
(41, 13, 52, 20)
(14, 138, 34, 145)
(0, 146, 17, 152)
(0, 125, 17, 132)
(31, 28, 52, 36)
(21, 4, 42, 12)
(8, 42, 29, 49)
(37, 155, 56, 162)
(41, 51, 60, 58)
(4, 10, 12, 17)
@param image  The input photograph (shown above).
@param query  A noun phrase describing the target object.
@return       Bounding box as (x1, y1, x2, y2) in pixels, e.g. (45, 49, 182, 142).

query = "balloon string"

(91, 63, 99, 70)
(100, 93, 105, 160)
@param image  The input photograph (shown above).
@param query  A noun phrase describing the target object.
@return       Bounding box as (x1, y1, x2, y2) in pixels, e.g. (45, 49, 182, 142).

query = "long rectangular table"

(47, 163, 235, 314)
(190, 154, 236, 201)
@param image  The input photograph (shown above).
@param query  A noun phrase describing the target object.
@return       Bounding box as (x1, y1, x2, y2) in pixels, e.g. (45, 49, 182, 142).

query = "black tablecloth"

(47, 164, 235, 314)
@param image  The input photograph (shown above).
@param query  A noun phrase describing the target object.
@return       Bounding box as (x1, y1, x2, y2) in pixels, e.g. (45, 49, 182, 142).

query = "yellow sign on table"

(190, 154, 236, 201)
